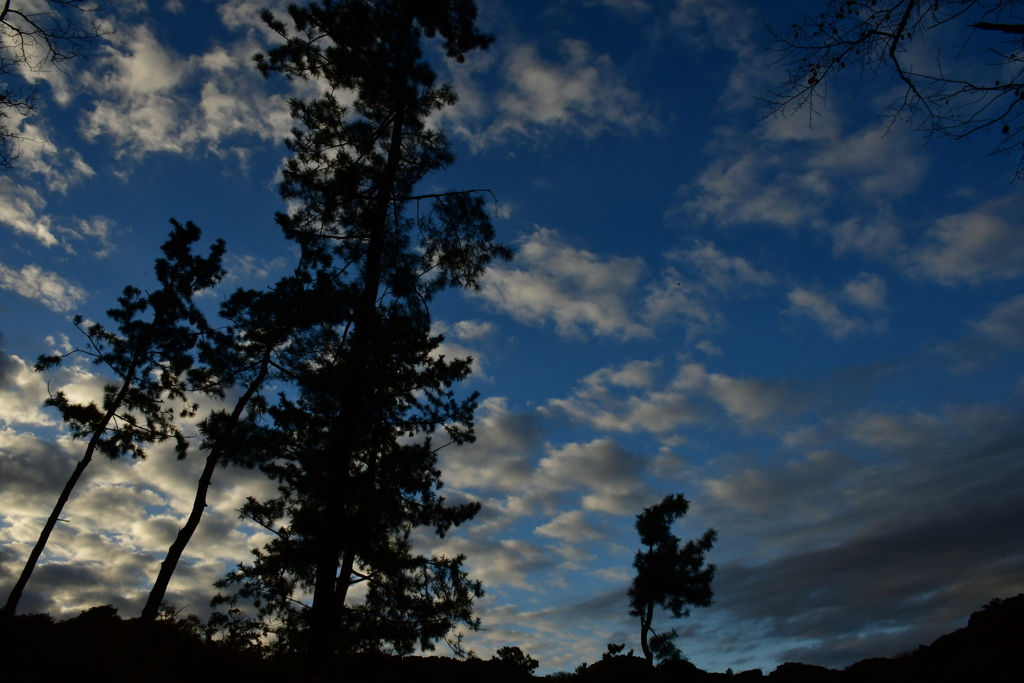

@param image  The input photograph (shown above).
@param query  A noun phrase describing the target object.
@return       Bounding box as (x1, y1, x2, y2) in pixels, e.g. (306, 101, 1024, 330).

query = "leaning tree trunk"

(1, 375, 135, 625)
(138, 348, 273, 628)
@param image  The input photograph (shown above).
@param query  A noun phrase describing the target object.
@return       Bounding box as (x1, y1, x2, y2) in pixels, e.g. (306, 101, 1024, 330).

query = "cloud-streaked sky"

(2, 0, 1023, 675)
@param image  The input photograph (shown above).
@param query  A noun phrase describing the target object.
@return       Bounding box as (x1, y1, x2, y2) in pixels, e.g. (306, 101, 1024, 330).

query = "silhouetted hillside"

(767, 593, 1024, 682)
(3, 595, 1021, 681)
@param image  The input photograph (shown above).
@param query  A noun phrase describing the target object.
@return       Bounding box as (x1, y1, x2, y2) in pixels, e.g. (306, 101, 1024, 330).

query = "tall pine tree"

(211, 0, 509, 672)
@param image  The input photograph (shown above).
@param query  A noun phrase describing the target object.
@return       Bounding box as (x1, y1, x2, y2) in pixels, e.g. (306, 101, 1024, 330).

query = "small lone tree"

(628, 494, 716, 667)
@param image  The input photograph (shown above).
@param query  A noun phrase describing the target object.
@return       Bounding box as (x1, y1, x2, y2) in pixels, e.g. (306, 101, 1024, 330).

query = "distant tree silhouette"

(766, 1, 1024, 178)
(210, 0, 509, 673)
(0, 221, 225, 624)
(493, 645, 540, 675)
(628, 494, 716, 667)
(1, 0, 102, 167)
(601, 643, 633, 660)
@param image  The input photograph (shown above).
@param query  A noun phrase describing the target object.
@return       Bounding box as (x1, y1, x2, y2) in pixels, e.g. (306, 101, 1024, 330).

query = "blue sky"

(2, 0, 1024, 675)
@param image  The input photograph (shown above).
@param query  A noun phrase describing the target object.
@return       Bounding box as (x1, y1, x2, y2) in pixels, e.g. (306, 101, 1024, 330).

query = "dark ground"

(1, 594, 1021, 681)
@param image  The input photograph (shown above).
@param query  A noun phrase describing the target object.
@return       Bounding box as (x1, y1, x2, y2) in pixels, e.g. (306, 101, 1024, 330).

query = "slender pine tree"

(1, 221, 225, 624)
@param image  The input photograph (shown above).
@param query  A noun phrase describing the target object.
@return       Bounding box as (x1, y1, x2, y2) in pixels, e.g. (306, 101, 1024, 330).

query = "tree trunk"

(640, 601, 654, 666)
(333, 547, 357, 620)
(306, 8, 418, 672)
(1, 375, 134, 624)
(307, 101, 409, 680)
(138, 349, 272, 627)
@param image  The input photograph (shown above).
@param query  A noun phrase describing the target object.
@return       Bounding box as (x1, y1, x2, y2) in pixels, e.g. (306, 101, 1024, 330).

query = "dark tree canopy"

(4, 1, 508, 668)
(628, 494, 716, 667)
(765, 1, 1024, 177)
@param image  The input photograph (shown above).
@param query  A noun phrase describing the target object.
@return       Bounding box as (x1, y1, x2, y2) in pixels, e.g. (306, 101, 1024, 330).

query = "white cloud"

(0, 353, 280, 619)
(588, 566, 632, 582)
(428, 320, 489, 380)
(670, 240, 776, 291)
(843, 273, 887, 311)
(0, 262, 87, 312)
(546, 359, 703, 434)
(534, 510, 606, 542)
(973, 294, 1024, 347)
(0, 176, 113, 255)
(217, 0, 293, 34)
(13, 122, 96, 194)
(641, 270, 718, 335)
(0, 177, 57, 246)
(704, 450, 857, 518)
(806, 124, 927, 198)
(220, 254, 289, 288)
(80, 22, 294, 161)
(476, 227, 650, 340)
(443, 39, 652, 149)
(682, 149, 819, 228)
(671, 0, 770, 109)
(436, 336, 488, 381)
(477, 233, 761, 343)
(911, 206, 1024, 284)
(785, 279, 890, 340)
(454, 320, 494, 341)
(644, 240, 773, 340)
(0, 352, 57, 427)
(705, 373, 786, 423)
(787, 287, 861, 339)
(593, 0, 650, 13)
(435, 536, 555, 591)
(539, 439, 654, 515)
(843, 410, 942, 449)
(831, 216, 905, 259)
(696, 339, 723, 356)
(0, 439, 278, 618)
(68, 217, 117, 258)
(500, 39, 647, 133)
(438, 397, 545, 493)
(547, 358, 796, 435)
(81, 24, 193, 154)
(679, 118, 925, 263)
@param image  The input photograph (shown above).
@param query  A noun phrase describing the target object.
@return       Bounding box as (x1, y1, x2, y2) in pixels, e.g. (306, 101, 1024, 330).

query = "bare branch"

(1, 0, 103, 168)
(765, 1, 1024, 179)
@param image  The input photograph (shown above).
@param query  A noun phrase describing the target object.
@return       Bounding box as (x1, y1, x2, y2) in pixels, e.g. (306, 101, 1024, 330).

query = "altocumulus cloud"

(440, 36, 653, 149)
(0, 263, 86, 312)
(475, 229, 773, 343)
